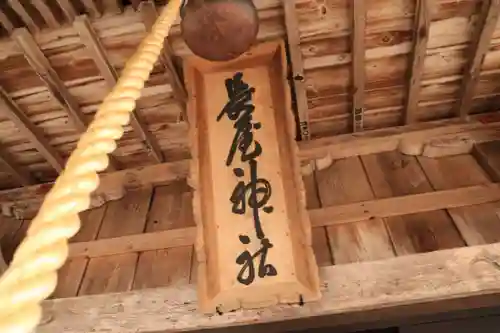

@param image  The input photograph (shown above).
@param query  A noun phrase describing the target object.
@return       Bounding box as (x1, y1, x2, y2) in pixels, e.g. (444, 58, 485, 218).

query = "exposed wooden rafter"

(404, 0, 431, 124)
(12, 27, 119, 170)
(282, 0, 310, 140)
(0, 87, 65, 173)
(8, 0, 40, 32)
(32, 0, 60, 29)
(73, 15, 164, 164)
(81, 0, 102, 19)
(0, 145, 35, 186)
(0, 9, 14, 34)
(351, 0, 366, 132)
(55, 0, 77, 22)
(139, 1, 187, 115)
(457, 0, 500, 119)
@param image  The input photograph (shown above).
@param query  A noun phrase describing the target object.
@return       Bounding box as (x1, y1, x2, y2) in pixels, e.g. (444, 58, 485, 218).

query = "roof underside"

(0, 0, 497, 191)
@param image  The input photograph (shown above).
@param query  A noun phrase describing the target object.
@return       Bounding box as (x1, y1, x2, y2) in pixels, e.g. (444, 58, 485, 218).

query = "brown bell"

(180, 0, 259, 62)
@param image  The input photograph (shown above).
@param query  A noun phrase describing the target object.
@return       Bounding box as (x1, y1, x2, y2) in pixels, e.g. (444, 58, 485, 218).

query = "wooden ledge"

(38, 242, 500, 333)
(66, 183, 500, 260)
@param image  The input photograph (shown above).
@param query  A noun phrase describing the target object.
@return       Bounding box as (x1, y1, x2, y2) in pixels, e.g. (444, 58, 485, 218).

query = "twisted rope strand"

(0, 1, 181, 332)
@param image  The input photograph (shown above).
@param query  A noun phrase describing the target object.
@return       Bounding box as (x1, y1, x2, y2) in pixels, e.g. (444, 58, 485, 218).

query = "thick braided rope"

(0, 1, 181, 332)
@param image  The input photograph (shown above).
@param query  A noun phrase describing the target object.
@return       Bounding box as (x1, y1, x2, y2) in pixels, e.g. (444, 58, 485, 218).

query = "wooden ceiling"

(0, 0, 498, 194)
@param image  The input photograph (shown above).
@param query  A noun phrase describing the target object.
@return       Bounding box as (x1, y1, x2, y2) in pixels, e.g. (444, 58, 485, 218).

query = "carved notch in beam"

(185, 41, 320, 313)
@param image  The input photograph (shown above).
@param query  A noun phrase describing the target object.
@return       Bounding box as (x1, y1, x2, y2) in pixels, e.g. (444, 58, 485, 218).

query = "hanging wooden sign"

(185, 41, 321, 313)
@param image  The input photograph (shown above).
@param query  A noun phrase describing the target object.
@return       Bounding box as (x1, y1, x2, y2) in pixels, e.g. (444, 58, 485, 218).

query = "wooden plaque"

(185, 41, 321, 313)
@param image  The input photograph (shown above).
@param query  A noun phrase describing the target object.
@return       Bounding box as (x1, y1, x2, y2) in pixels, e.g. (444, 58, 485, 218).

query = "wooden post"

(185, 41, 320, 313)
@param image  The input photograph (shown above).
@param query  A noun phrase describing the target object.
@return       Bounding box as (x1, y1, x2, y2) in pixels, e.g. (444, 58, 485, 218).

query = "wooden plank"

(0, 160, 190, 220)
(0, 87, 65, 173)
(419, 154, 500, 246)
(139, 1, 187, 113)
(362, 151, 465, 255)
(282, 0, 310, 140)
(73, 15, 164, 164)
(37, 242, 500, 333)
(64, 183, 500, 260)
(298, 113, 500, 161)
(31, 0, 60, 29)
(55, 0, 77, 21)
(457, 0, 500, 118)
(316, 157, 395, 264)
(78, 189, 152, 296)
(81, 0, 102, 18)
(185, 41, 320, 312)
(133, 180, 194, 289)
(0, 9, 15, 34)
(404, 0, 430, 124)
(8, 0, 39, 32)
(473, 140, 500, 182)
(53, 206, 107, 298)
(0, 145, 35, 186)
(351, 0, 365, 132)
(12, 28, 88, 132)
(101, 0, 123, 14)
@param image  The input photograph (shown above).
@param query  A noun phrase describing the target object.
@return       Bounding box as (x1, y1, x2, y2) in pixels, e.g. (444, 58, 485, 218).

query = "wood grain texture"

(419, 154, 500, 246)
(362, 151, 465, 254)
(316, 157, 395, 264)
(37, 242, 500, 333)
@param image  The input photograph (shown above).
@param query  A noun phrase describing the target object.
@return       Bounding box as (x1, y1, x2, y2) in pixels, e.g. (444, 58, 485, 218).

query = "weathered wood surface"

(37, 242, 500, 333)
(186, 41, 320, 312)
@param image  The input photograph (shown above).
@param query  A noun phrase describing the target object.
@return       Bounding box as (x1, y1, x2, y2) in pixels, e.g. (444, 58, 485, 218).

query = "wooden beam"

(12, 28, 119, 170)
(139, 2, 187, 110)
(0, 87, 65, 173)
(298, 112, 500, 161)
(55, 0, 77, 22)
(12, 28, 88, 131)
(404, 0, 430, 124)
(64, 183, 500, 259)
(457, 0, 500, 119)
(73, 15, 164, 164)
(351, 0, 365, 132)
(101, 0, 123, 14)
(1, 114, 500, 219)
(282, 0, 311, 140)
(7, 0, 40, 32)
(0, 145, 35, 186)
(0, 159, 190, 219)
(0, 9, 15, 34)
(38, 242, 500, 333)
(473, 140, 500, 182)
(31, 0, 60, 29)
(81, 0, 102, 18)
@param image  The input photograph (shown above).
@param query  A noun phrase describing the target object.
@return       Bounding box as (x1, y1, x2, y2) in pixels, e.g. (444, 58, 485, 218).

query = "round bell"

(180, 0, 259, 62)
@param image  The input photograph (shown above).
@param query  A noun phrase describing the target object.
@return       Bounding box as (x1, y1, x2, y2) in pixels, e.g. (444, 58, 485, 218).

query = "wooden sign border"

(184, 41, 321, 313)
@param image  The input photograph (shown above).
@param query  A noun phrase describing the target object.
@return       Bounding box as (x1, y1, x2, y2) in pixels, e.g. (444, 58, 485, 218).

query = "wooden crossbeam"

(66, 183, 500, 259)
(457, 0, 500, 119)
(8, 0, 40, 32)
(81, 0, 102, 18)
(139, 1, 187, 112)
(31, 0, 60, 29)
(282, 0, 310, 140)
(101, 0, 123, 14)
(0, 87, 64, 173)
(0, 113, 499, 219)
(351, 0, 365, 132)
(0, 145, 35, 186)
(55, 0, 77, 22)
(404, 0, 430, 124)
(38, 242, 500, 333)
(0, 9, 15, 34)
(73, 15, 164, 164)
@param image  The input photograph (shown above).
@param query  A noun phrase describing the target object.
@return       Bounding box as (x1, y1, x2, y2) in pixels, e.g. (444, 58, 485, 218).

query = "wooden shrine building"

(1, 0, 500, 332)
